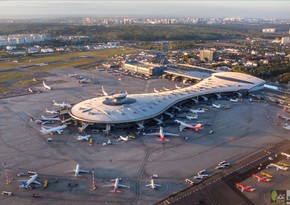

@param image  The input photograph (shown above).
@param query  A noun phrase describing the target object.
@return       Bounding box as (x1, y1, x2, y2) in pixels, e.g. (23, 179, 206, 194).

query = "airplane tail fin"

(30, 117, 34, 122)
(179, 125, 185, 132)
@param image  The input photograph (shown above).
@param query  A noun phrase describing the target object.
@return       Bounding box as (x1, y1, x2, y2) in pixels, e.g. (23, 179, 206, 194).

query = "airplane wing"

(56, 130, 63, 134)
(118, 184, 130, 188)
(163, 132, 179, 136)
(65, 170, 75, 173)
(103, 184, 114, 187)
(155, 184, 161, 187)
(145, 184, 151, 187)
(179, 125, 186, 132)
(145, 132, 159, 136)
(33, 180, 41, 185)
(79, 169, 90, 173)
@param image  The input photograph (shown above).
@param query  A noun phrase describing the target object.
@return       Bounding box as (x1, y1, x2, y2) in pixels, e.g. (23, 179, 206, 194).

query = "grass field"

(14, 78, 37, 86)
(0, 72, 30, 82)
(0, 48, 137, 70)
(0, 87, 10, 94)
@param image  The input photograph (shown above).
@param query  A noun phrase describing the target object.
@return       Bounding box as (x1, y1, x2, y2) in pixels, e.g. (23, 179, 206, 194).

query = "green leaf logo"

(271, 190, 278, 201)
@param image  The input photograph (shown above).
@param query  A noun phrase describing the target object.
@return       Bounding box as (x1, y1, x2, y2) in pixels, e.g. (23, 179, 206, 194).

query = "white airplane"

(163, 87, 170, 91)
(154, 88, 160, 93)
(236, 92, 242, 97)
(68, 73, 77, 77)
(117, 135, 129, 142)
(186, 115, 198, 120)
(281, 152, 290, 159)
(40, 125, 67, 134)
(174, 120, 202, 132)
(267, 163, 288, 171)
(145, 179, 161, 190)
(103, 178, 130, 192)
(76, 135, 91, 141)
(79, 78, 91, 83)
(277, 114, 290, 121)
(30, 117, 55, 125)
(193, 175, 206, 180)
(175, 84, 182, 89)
(282, 124, 290, 130)
(200, 96, 208, 101)
(61, 117, 72, 124)
(145, 127, 179, 142)
(190, 108, 205, 113)
(41, 115, 61, 121)
(18, 174, 41, 189)
(191, 98, 199, 104)
(153, 118, 163, 125)
(215, 93, 222, 99)
(45, 108, 59, 115)
(212, 103, 221, 109)
(28, 88, 34, 93)
(101, 86, 115, 96)
(65, 164, 90, 176)
(42, 81, 52, 90)
(230, 98, 239, 102)
(53, 100, 72, 108)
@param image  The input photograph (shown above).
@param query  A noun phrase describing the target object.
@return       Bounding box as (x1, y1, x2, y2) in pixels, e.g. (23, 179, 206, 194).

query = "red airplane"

(252, 174, 271, 182)
(277, 114, 290, 121)
(235, 183, 255, 192)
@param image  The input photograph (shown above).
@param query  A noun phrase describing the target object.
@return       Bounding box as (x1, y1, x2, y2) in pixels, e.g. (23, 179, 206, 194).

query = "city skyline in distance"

(0, 1, 290, 19)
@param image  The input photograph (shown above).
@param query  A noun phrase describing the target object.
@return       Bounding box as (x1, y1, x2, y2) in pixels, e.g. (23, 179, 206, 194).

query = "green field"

(0, 72, 30, 82)
(0, 48, 137, 70)
(14, 78, 37, 86)
(0, 87, 11, 93)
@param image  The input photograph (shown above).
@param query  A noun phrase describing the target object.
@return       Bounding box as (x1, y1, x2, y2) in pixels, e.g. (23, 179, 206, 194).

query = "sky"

(0, 0, 290, 19)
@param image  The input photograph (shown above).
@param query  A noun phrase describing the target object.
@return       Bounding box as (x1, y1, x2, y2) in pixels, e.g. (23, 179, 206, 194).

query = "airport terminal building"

(69, 72, 265, 131)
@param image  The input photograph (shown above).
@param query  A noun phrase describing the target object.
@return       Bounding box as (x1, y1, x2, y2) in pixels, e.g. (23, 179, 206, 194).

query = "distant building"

(262, 28, 275, 33)
(199, 50, 218, 62)
(281, 37, 290, 44)
(123, 60, 165, 76)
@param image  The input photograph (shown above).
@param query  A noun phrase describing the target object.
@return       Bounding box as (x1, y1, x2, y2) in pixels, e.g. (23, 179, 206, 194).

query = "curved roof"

(69, 72, 265, 124)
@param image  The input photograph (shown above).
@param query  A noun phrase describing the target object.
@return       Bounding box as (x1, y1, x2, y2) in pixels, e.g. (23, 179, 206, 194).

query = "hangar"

(69, 72, 265, 131)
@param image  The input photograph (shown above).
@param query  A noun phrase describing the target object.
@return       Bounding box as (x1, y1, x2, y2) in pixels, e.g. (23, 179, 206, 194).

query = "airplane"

(277, 162, 290, 167)
(42, 81, 52, 90)
(79, 78, 91, 83)
(68, 73, 77, 77)
(230, 98, 240, 102)
(117, 135, 129, 142)
(281, 152, 290, 159)
(145, 179, 161, 190)
(252, 174, 271, 182)
(65, 164, 90, 176)
(145, 127, 179, 142)
(30, 117, 55, 125)
(53, 100, 72, 108)
(215, 93, 222, 99)
(28, 88, 34, 93)
(154, 88, 160, 93)
(18, 174, 41, 189)
(277, 114, 290, 121)
(41, 115, 61, 121)
(101, 86, 115, 96)
(212, 103, 221, 109)
(193, 175, 207, 180)
(191, 98, 199, 104)
(164, 112, 174, 118)
(61, 117, 72, 124)
(40, 125, 67, 134)
(284, 107, 290, 114)
(163, 87, 170, 91)
(186, 115, 198, 120)
(235, 183, 255, 192)
(282, 124, 290, 130)
(190, 108, 205, 113)
(103, 178, 130, 192)
(153, 118, 163, 125)
(175, 84, 182, 89)
(172, 106, 181, 112)
(261, 172, 272, 178)
(267, 163, 288, 171)
(76, 135, 91, 141)
(45, 108, 59, 115)
(174, 120, 202, 132)
(200, 96, 208, 101)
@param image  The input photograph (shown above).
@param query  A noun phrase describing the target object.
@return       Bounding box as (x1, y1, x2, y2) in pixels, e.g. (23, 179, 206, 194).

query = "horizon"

(0, 1, 290, 19)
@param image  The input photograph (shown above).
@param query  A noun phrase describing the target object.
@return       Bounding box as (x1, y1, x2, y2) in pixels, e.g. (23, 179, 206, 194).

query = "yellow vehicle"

(128, 135, 136, 139)
(89, 138, 93, 145)
(204, 108, 209, 111)
(43, 180, 48, 188)
(261, 172, 272, 178)
(278, 162, 290, 167)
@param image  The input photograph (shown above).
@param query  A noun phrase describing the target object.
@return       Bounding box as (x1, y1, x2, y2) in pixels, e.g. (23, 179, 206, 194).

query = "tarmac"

(0, 67, 289, 205)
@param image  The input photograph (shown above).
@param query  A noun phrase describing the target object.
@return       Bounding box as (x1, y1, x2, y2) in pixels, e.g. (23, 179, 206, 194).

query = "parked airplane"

(79, 78, 91, 83)
(193, 175, 206, 180)
(102, 86, 115, 96)
(261, 172, 272, 178)
(163, 87, 170, 91)
(191, 98, 199, 104)
(41, 115, 60, 121)
(174, 120, 202, 132)
(215, 93, 222, 99)
(145, 179, 161, 190)
(190, 108, 205, 113)
(186, 115, 198, 120)
(252, 174, 271, 182)
(53, 100, 72, 108)
(200, 96, 208, 101)
(65, 164, 90, 176)
(28, 88, 34, 93)
(76, 135, 91, 141)
(175, 84, 182, 89)
(281, 152, 290, 159)
(277, 114, 290, 121)
(145, 127, 179, 142)
(103, 178, 130, 192)
(30, 117, 54, 125)
(212, 103, 221, 109)
(230, 98, 240, 102)
(18, 174, 41, 189)
(235, 183, 255, 192)
(42, 81, 52, 90)
(154, 88, 160, 93)
(282, 124, 290, 130)
(267, 163, 288, 171)
(68, 73, 77, 77)
(45, 108, 59, 115)
(284, 107, 290, 114)
(278, 162, 290, 167)
(40, 125, 67, 134)
(117, 135, 129, 142)
(153, 118, 163, 125)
